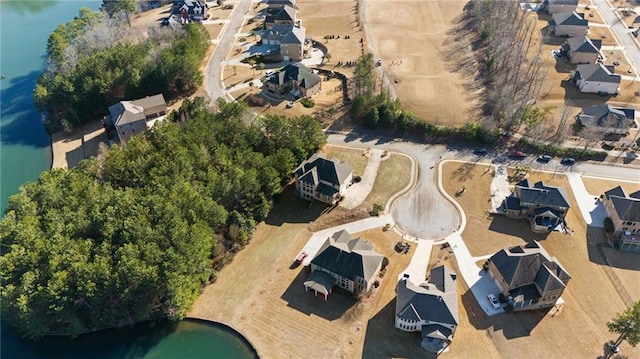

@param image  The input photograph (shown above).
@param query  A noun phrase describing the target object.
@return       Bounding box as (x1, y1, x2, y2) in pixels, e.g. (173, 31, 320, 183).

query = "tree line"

(0, 99, 326, 339)
(34, 7, 209, 132)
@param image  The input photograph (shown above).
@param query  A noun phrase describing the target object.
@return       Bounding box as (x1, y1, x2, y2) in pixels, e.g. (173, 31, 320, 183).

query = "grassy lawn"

(362, 153, 412, 209)
(581, 176, 640, 196)
(324, 145, 369, 176)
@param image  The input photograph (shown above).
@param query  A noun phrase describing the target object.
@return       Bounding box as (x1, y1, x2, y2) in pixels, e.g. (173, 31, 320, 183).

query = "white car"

(286, 101, 295, 108)
(487, 294, 500, 309)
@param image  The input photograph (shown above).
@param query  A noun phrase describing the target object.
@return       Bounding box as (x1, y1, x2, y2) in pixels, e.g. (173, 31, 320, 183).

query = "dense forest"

(0, 98, 326, 339)
(34, 7, 209, 131)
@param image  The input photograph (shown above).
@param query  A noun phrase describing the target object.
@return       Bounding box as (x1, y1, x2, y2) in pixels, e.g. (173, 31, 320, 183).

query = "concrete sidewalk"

(566, 173, 607, 228)
(397, 239, 434, 284)
(341, 149, 384, 209)
(489, 165, 510, 213)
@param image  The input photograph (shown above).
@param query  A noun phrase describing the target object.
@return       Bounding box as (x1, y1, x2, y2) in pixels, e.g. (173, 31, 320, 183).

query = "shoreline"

(50, 120, 107, 170)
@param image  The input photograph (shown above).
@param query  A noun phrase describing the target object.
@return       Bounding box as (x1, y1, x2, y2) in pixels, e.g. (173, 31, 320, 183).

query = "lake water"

(0, 2, 255, 357)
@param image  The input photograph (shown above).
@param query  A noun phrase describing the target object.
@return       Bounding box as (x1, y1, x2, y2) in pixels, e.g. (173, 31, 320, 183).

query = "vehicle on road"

(473, 147, 488, 155)
(561, 157, 576, 165)
(487, 294, 500, 309)
(509, 150, 526, 159)
(537, 154, 552, 163)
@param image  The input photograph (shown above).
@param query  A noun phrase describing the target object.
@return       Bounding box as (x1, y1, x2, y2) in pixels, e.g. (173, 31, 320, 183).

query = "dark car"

(509, 150, 526, 159)
(474, 147, 488, 155)
(537, 154, 552, 163)
(561, 157, 576, 165)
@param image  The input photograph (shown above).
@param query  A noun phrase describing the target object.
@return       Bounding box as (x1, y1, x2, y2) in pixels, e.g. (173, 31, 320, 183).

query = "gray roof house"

(562, 36, 602, 64)
(107, 94, 167, 144)
(305, 230, 384, 299)
(261, 24, 306, 61)
(549, 11, 588, 37)
(603, 186, 640, 252)
(267, 0, 296, 9)
(265, 63, 322, 98)
(395, 266, 459, 353)
(576, 104, 635, 136)
(544, 0, 578, 14)
(294, 152, 353, 204)
(503, 180, 571, 233)
(573, 63, 621, 95)
(264, 5, 296, 29)
(487, 241, 571, 311)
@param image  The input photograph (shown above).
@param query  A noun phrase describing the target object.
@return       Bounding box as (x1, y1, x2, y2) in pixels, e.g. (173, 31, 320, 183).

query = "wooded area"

(0, 98, 326, 339)
(34, 7, 209, 132)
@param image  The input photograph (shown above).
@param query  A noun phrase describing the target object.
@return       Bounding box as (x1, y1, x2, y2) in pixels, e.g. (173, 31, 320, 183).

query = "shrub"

(382, 257, 390, 269)
(373, 280, 380, 288)
(369, 203, 384, 216)
(300, 98, 315, 108)
(482, 262, 490, 271)
(604, 217, 615, 234)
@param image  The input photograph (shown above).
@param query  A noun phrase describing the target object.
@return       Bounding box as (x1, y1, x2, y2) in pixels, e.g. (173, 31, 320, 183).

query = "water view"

(0, 1, 255, 357)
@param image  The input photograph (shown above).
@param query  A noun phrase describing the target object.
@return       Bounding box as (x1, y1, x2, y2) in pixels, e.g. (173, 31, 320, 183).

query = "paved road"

(592, 0, 640, 77)
(204, 0, 252, 102)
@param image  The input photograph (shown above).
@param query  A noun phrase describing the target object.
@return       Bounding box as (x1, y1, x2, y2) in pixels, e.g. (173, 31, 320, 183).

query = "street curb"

(436, 159, 468, 234)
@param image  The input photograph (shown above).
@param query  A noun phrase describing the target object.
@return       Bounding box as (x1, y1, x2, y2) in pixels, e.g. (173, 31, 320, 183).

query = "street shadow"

(280, 267, 356, 321)
(488, 215, 551, 241)
(362, 299, 436, 359)
(264, 186, 328, 226)
(0, 71, 51, 148)
(461, 288, 548, 339)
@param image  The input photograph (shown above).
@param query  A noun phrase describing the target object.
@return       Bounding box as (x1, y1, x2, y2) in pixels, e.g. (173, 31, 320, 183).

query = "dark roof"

(421, 324, 453, 353)
(550, 11, 587, 27)
(395, 266, 458, 327)
(304, 270, 335, 295)
(548, 0, 578, 5)
(262, 24, 305, 44)
(268, 0, 296, 6)
(575, 64, 622, 84)
(172, 0, 207, 15)
(489, 241, 571, 296)
(311, 230, 383, 283)
(294, 152, 352, 187)
(609, 195, 640, 222)
(316, 183, 339, 196)
(268, 63, 320, 89)
(605, 186, 626, 198)
(265, 5, 296, 22)
(565, 36, 601, 53)
(517, 181, 570, 208)
(577, 105, 634, 133)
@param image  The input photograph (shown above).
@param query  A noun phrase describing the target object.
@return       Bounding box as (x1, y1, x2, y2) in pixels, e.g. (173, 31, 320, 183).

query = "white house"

(573, 63, 621, 95)
(294, 152, 353, 205)
(395, 266, 459, 353)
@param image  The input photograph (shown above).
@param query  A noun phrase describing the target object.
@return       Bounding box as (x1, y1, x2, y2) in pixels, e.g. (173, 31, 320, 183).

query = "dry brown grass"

(204, 22, 224, 39)
(323, 145, 369, 176)
(588, 26, 619, 47)
(440, 161, 640, 358)
(361, 154, 412, 210)
(222, 64, 254, 87)
(581, 176, 640, 195)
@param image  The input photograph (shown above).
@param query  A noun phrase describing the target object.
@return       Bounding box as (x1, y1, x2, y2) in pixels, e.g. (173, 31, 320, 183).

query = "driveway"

(340, 148, 384, 209)
(566, 172, 608, 228)
(489, 165, 510, 213)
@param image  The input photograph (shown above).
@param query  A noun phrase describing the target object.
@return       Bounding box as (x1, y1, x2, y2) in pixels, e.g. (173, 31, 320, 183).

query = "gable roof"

(266, 5, 296, 22)
(606, 187, 640, 222)
(268, 0, 296, 7)
(262, 24, 305, 44)
(550, 11, 588, 27)
(172, 0, 207, 16)
(565, 36, 601, 54)
(108, 94, 166, 126)
(490, 241, 571, 293)
(516, 180, 570, 208)
(575, 63, 622, 84)
(548, 0, 578, 5)
(577, 105, 634, 133)
(395, 265, 459, 327)
(311, 230, 383, 283)
(294, 152, 352, 186)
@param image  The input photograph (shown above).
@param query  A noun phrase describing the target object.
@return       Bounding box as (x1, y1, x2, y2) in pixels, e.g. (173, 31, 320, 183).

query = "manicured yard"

(581, 176, 640, 196)
(362, 153, 412, 209)
(324, 145, 369, 176)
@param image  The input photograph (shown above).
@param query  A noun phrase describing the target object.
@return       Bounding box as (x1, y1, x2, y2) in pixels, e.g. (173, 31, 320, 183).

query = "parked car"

(473, 147, 488, 155)
(509, 150, 526, 159)
(487, 293, 500, 309)
(286, 101, 295, 108)
(561, 157, 576, 165)
(294, 252, 308, 264)
(537, 154, 552, 163)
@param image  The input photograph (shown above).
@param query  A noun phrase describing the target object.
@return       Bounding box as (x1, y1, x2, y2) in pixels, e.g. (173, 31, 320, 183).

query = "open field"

(582, 176, 640, 195)
(188, 188, 415, 358)
(324, 145, 369, 176)
(440, 161, 640, 358)
(361, 153, 412, 209)
(364, 0, 479, 125)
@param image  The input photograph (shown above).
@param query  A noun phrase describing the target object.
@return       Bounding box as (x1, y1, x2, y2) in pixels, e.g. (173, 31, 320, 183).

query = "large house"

(395, 266, 459, 353)
(572, 63, 621, 95)
(264, 5, 297, 29)
(265, 63, 322, 98)
(576, 105, 635, 137)
(602, 186, 640, 252)
(549, 11, 588, 37)
(304, 230, 384, 300)
(543, 0, 578, 14)
(502, 180, 570, 233)
(562, 36, 602, 64)
(487, 241, 571, 311)
(267, 0, 296, 9)
(261, 23, 306, 61)
(172, 0, 208, 22)
(107, 94, 167, 144)
(294, 152, 352, 204)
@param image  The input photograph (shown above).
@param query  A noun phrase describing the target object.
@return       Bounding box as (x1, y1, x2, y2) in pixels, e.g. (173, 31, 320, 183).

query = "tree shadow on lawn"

(280, 267, 356, 321)
(461, 289, 548, 339)
(488, 216, 550, 242)
(362, 299, 436, 359)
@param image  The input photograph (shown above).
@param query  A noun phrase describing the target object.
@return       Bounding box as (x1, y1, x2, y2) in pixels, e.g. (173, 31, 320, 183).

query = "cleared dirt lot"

(364, 0, 479, 125)
(441, 161, 640, 358)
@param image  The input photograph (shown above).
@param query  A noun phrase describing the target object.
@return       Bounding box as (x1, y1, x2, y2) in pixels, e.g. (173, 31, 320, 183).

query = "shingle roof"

(395, 266, 458, 327)
(577, 105, 634, 133)
(294, 152, 352, 187)
(311, 230, 383, 284)
(548, 0, 578, 5)
(268, 0, 296, 6)
(304, 270, 335, 295)
(266, 5, 296, 22)
(172, 0, 207, 16)
(517, 181, 570, 208)
(108, 94, 166, 126)
(489, 241, 571, 294)
(262, 24, 305, 44)
(565, 36, 601, 53)
(609, 195, 640, 222)
(575, 63, 622, 84)
(550, 11, 588, 27)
